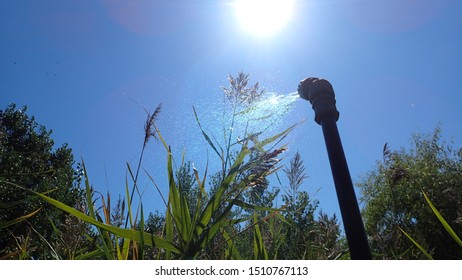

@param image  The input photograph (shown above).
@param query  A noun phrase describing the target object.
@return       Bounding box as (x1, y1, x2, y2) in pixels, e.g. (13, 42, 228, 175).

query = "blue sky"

(2, 0, 462, 221)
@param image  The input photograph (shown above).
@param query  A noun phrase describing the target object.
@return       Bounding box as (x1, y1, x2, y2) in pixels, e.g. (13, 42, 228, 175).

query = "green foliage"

(0, 104, 88, 259)
(358, 127, 462, 259)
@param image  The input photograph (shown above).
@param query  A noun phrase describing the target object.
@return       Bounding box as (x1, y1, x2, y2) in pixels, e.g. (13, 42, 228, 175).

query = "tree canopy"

(0, 104, 86, 259)
(358, 127, 462, 259)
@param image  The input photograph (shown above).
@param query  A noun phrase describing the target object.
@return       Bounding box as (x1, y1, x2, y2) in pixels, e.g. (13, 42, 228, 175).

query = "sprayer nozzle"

(297, 77, 334, 101)
(297, 77, 339, 124)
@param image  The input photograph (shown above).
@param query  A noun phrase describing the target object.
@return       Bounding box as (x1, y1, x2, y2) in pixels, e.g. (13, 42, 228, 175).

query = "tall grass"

(155, 115, 294, 259)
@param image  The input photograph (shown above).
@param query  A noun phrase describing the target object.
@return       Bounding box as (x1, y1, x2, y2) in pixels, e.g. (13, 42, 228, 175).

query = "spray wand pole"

(297, 78, 372, 260)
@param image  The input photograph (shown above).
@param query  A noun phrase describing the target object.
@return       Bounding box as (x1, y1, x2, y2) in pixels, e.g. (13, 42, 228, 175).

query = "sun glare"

(234, 0, 294, 37)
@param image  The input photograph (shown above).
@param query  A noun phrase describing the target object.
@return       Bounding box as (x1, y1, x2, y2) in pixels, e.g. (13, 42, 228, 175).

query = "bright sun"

(234, 0, 295, 37)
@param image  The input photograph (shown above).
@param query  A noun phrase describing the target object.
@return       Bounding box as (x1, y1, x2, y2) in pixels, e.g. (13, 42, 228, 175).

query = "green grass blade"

(167, 150, 191, 247)
(29, 224, 61, 260)
(153, 124, 170, 152)
(138, 203, 145, 259)
(195, 146, 250, 241)
(196, 201, 235, 251)
(81, 160, 113, 259)
(192, 171, 204, 225)
(163, 152, 175, 259)
(98, 192, 116, 256)
(221, 229, 242, 260)
(423, 191, 462, 247)
(253, 124, 296, 152)
(253, 214, 268, 260)
(267, 217, 283, 259)
(398, 226, 433, 260)
(164, 201, 174, 259)
(6, 181, 180, 254)
(143, 169, 174, 259)
(0, 208, 41, 229)
(144, 169, 168, 208)
(193, 106, 222, 160)
(193, 163, 209, 200)
(82, 160, 96, 219)
(75, 249, 104, 260)
(122, 238, 130, 260)
(0, 189, 55, 209)
(116, 236, 131, 260)
(125, 164, 136, 228)
(115, 237, 123, 260)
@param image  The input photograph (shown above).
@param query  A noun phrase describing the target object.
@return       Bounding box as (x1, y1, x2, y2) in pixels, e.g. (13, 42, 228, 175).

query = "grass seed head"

(143, 104, 162, 147)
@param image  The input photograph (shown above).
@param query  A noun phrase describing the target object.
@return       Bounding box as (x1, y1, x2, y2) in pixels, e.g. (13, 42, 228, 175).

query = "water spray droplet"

(233, 91, 300, 134)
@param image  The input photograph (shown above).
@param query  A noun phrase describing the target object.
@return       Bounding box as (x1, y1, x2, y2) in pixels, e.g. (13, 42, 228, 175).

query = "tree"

(0, 104, 87, 259)
(176, 161, 200, 218)
(142, 210, 166, 259)
(358, 127, 462, 259)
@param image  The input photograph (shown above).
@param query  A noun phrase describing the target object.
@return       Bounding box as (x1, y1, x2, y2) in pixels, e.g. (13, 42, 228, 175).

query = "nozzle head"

(297, 77, 335, 101)
(298, 77, 339, 124)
